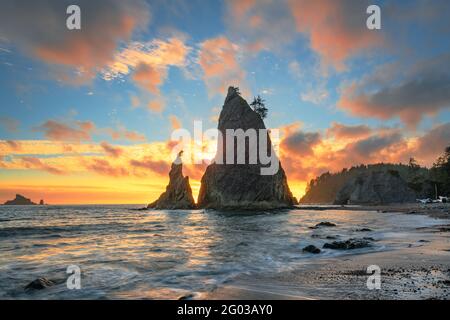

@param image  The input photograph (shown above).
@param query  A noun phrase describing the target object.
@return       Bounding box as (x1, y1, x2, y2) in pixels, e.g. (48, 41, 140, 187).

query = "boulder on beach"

(197, 87, 296, 210)
(309, 221, 336, 229)
(323, 238, 372, 250)
(302, 245, 321, 254)
(334, 170, 417, 205)
(24, 278, 55, 291)
(4, 194, 36, 205)
(148, 152, 196, 210)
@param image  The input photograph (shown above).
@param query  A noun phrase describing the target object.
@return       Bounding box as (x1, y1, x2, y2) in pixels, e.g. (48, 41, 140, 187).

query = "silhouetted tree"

(431, 145, 450, 196)
(409, 157, 419, 169)
(250, 95, 268, 119)
(408, 157, 420, 176)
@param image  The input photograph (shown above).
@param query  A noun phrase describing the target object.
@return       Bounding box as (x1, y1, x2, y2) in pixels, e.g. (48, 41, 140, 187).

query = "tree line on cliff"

(300, 145, 450, 204)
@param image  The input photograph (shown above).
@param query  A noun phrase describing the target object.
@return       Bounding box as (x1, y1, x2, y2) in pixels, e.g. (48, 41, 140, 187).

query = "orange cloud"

(112, 37, 192, 113)
(0, 140, 98, 157)
(288, 0, 382, 70)
(276, 122, 431, 198)
(338, 55, 450, 126)
(86, 158, 129, 177)
(148, 100, 165, 113)
(326, 122, 372, 140)
(335, 132, 406, 166)
(4, 140, 21, 151)
(249, 15, 263, 28)
(35, 120, 95, 141)
(132, 63, 166, 95)
(35, 120, 145, 143)
(225, 0, 297, 54)
(103, 37, 190, 111)
(102, 37, 191, 80)
(21, 157, 65, 175)
(281, 129, 322, 157)
(100, 142, 124, 158)
(413, 123, 450, 164)
(229, 0, 256, 19)
(0, 0, 150, 82)
(107, 127, 146, 142)
(129, 157, 170, 176)
(198, 36, 248, 96)
(169, 115, 182, 130)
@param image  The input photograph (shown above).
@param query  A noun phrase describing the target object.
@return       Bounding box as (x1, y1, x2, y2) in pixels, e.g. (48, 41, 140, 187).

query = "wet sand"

(201, 204, 450, 300)
(203, 236, 450, 300)
(297, 203, 450, 219)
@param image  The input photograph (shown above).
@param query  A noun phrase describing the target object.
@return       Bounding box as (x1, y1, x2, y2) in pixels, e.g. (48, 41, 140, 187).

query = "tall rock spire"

(197, 86, 297, 210)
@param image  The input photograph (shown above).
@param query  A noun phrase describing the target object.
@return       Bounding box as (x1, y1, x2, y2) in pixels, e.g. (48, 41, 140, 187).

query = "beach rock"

(197, 87, 296, 210)
(334, 170, 417, 205)
(24, 278, 55, 291)
(356, 228, 372, 232)
(323, 238, 372, 250)
(147, 154, 196, 210)
(310, 234, 339, 240)
(178, 293, 195, 300)
(310, 221, 336, 229)
(4, 194, 36, 205)
(302, 245, 321, 254)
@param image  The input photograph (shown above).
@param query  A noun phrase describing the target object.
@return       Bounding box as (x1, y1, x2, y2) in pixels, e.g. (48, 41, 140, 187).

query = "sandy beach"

(202, 204, 450, 300)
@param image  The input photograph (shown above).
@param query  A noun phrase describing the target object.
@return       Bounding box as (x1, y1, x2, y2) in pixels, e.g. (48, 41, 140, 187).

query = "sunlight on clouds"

(102, 38, 191, 81)
(198, 36, 249, 97)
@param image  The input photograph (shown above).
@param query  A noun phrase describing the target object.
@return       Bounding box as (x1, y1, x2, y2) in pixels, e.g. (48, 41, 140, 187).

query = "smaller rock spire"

(147, 151, 196, 209)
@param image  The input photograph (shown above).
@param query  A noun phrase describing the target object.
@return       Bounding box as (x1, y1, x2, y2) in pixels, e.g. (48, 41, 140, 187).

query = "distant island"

(3, 194, 46, 205)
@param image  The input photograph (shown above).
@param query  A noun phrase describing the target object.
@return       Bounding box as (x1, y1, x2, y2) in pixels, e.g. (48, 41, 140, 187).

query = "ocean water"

(0, 205, 446, 299)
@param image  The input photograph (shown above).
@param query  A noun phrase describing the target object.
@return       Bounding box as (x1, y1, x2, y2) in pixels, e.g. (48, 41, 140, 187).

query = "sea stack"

(148, 152, 196, 209)
(4, 194, 36, 205)
(197, 86, 296, 210)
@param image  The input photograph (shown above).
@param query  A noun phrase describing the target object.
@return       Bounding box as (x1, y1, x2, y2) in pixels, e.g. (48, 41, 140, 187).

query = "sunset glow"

(0, 0, 449, 205)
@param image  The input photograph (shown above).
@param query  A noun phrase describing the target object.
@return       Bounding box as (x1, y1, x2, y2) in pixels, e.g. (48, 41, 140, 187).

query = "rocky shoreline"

(297, 203, 450, 219)
(202, 226, 450, 300)
(198, 204, 450, 300)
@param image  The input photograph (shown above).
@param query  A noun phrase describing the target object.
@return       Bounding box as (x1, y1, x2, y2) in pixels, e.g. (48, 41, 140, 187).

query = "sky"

(0, 0, 450, 204)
